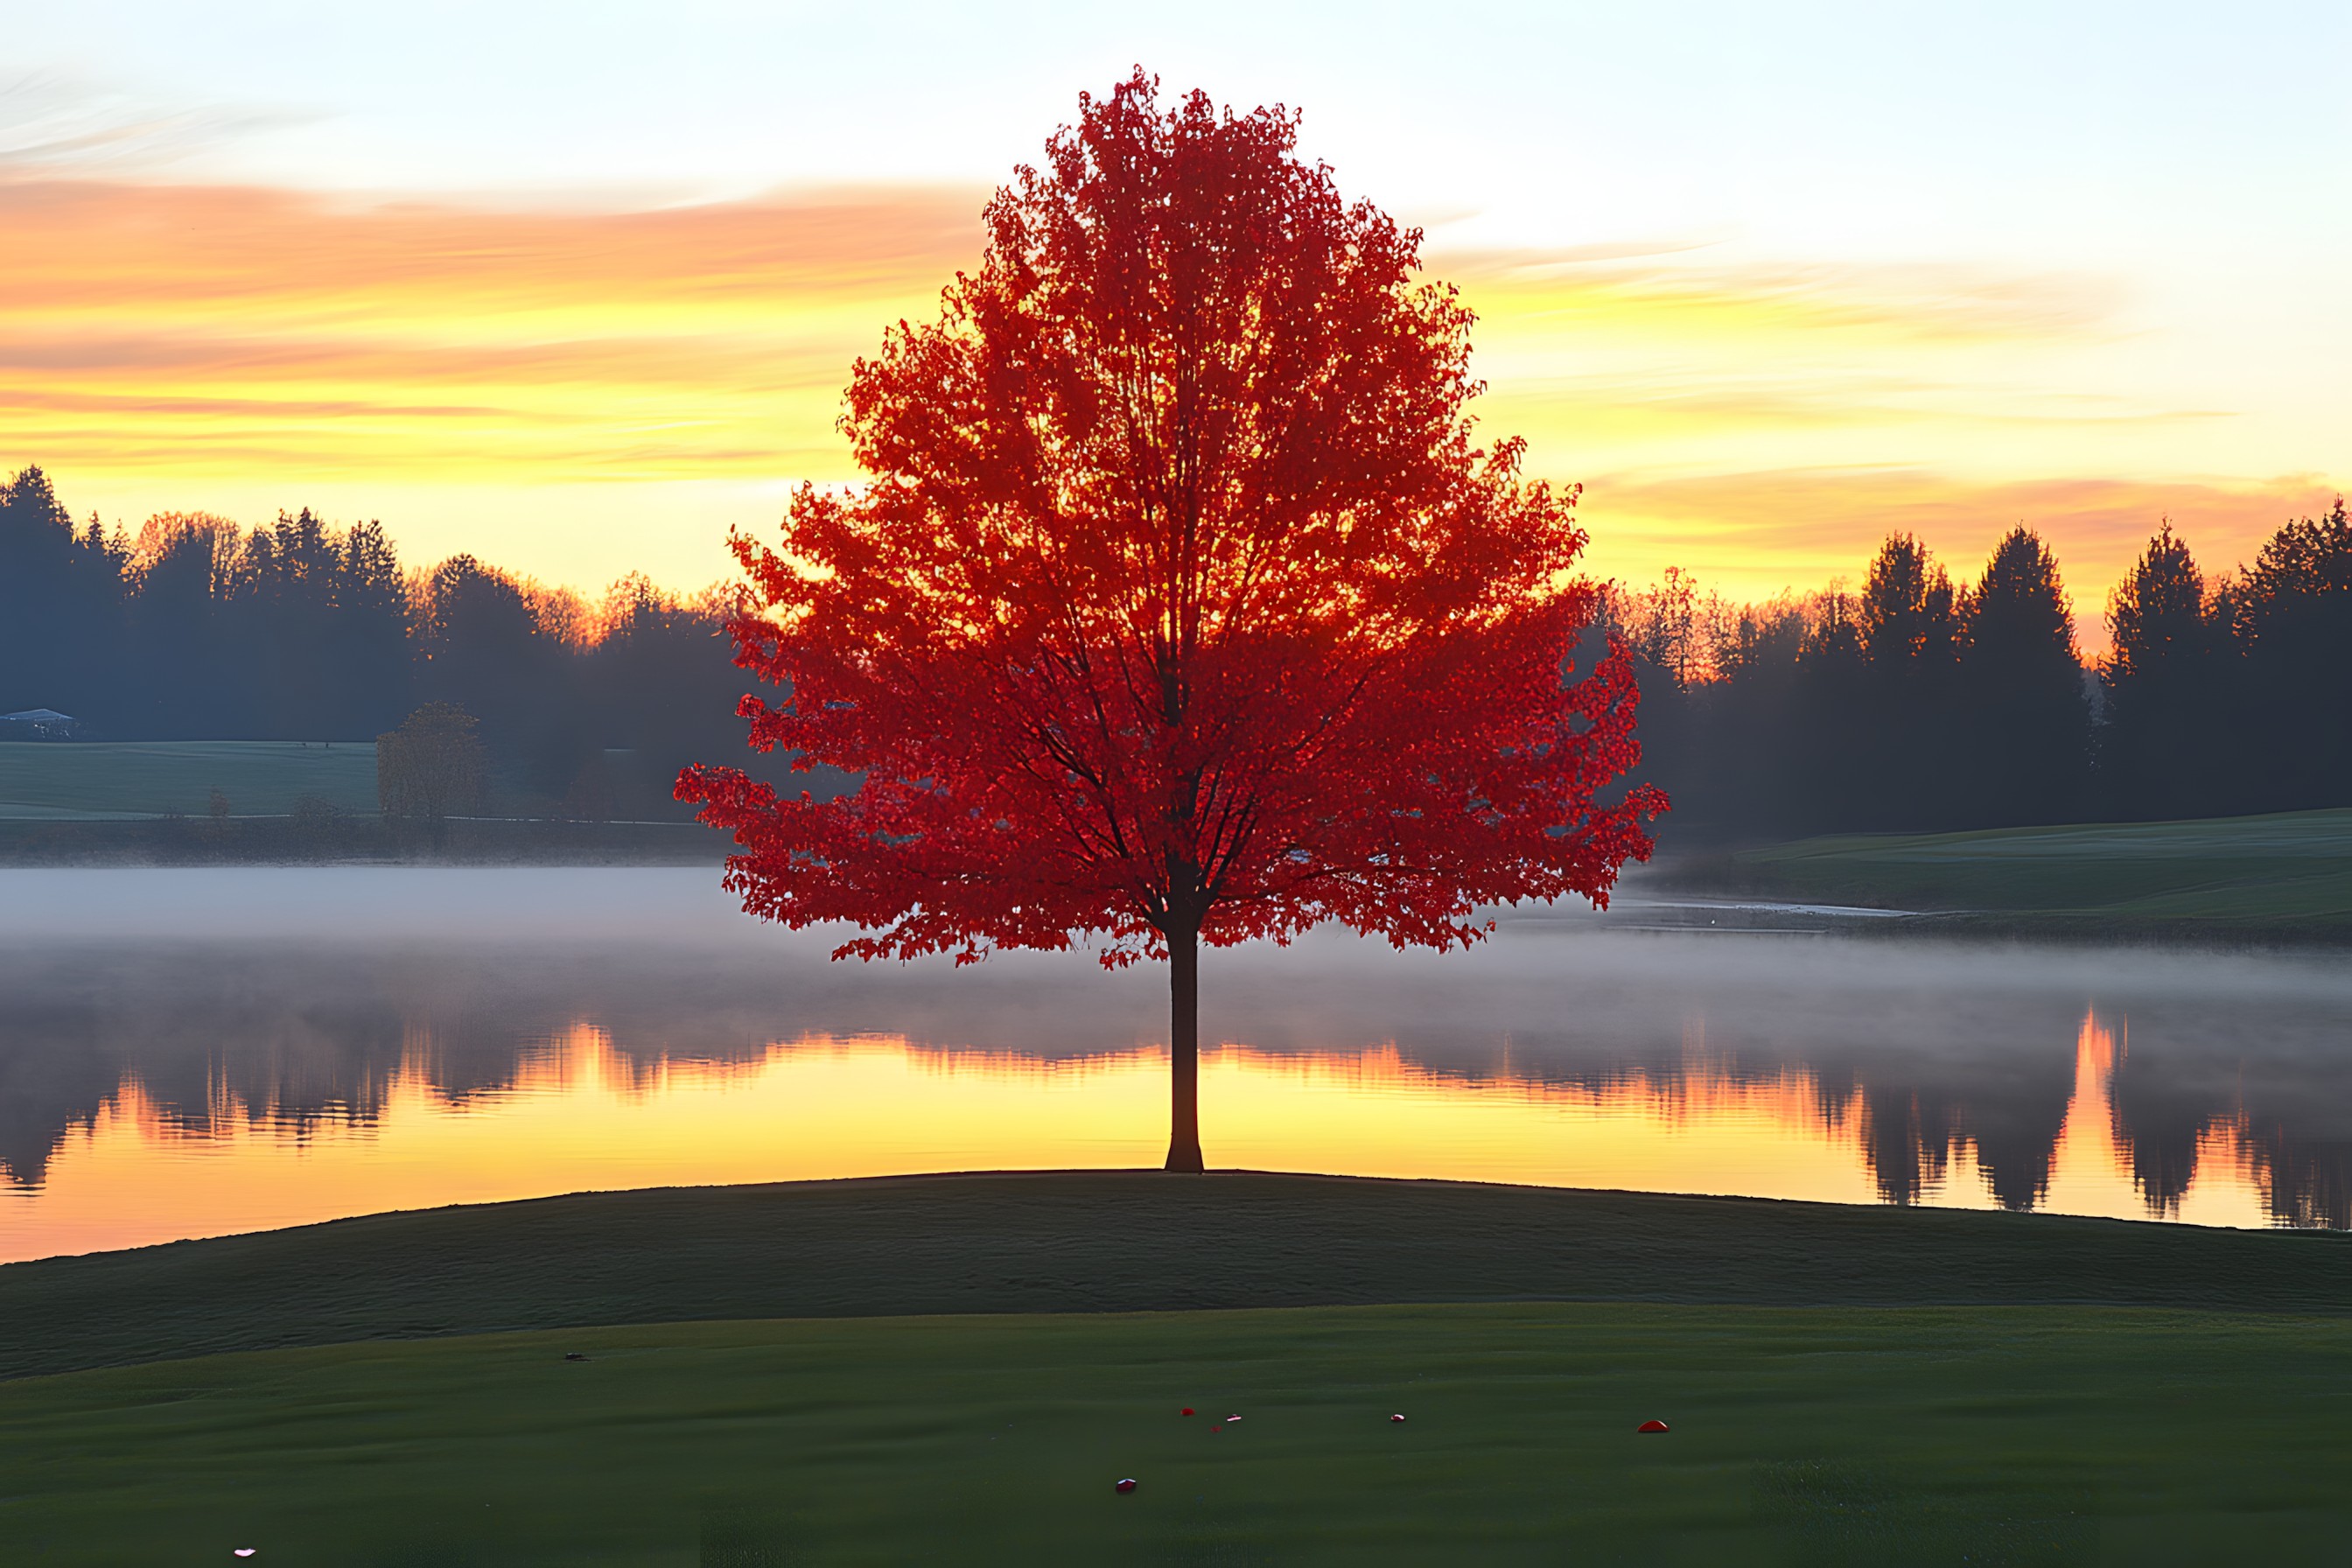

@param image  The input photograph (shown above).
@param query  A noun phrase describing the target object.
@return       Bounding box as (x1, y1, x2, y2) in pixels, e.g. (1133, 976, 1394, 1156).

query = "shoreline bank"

(5, 1170, 2345, 1382)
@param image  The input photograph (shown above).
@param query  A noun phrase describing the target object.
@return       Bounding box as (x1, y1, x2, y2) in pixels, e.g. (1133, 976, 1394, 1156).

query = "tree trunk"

(1164, 920, 1206, 1172)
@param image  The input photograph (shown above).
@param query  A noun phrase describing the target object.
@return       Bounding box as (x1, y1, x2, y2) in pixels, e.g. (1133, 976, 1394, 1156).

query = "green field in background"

(1, 1302, 2343, 1564)
(1726, 809, 2352, 938)
(0, 740, 381, 819)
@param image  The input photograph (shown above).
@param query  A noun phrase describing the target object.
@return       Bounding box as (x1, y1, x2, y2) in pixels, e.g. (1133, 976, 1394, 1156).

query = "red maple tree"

(681, 71, 1664, 1171)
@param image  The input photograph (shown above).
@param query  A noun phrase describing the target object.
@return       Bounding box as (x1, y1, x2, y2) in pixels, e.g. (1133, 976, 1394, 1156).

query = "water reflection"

(1, 872, 2348, 1261)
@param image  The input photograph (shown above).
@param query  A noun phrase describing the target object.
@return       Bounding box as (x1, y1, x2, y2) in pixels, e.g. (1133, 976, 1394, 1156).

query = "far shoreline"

(5, 831, 2348, 948)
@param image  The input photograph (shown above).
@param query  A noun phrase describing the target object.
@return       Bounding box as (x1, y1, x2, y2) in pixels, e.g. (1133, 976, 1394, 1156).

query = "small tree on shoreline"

(379, 702, 486, 840)
(681, 72, 1663, 1171)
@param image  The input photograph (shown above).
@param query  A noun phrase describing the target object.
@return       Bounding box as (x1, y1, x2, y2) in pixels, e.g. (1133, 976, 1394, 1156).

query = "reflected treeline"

(0, 931, 2346, 1227)
(0, 938, 1176, 1188)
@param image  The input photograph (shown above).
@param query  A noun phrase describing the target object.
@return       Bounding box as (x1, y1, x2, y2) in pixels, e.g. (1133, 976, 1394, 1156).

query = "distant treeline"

(0, 466, 772, 818)
(1606, 505, 2352, 839)
(7, 463, 2347, 837)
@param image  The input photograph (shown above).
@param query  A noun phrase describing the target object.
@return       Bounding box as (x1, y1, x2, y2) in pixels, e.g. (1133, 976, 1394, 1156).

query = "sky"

(6, 2, 2348, 647)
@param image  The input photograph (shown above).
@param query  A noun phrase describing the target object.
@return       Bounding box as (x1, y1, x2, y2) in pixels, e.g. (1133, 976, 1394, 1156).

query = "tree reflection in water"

(0, 918, 2346, 1257)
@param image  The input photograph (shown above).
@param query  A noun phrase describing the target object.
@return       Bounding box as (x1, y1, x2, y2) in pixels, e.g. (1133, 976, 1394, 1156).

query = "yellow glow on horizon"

(1445, 251, 2339, 648)
(0, 1016, 2286, 1265)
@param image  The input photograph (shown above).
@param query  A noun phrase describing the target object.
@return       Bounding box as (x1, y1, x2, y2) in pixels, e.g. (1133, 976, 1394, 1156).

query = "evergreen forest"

(4, 463, 2346, 838)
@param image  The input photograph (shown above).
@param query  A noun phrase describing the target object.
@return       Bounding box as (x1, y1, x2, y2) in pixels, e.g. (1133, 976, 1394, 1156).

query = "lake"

(2, 867, 2346, 1262)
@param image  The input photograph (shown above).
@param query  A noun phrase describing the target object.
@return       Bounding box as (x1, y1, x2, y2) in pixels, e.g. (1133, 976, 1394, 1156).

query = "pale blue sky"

(14, 2, 2347, 257)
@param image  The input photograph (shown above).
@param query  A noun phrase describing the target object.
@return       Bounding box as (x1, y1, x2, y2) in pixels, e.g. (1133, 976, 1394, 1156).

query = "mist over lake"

(1, 866, 2343, 1261)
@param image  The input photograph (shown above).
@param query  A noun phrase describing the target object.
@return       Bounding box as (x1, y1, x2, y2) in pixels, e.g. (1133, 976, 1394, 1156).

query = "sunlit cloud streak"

(3, 175, 988, 488)
(3, 170, 2338, 612)
(1442, 248, 2121, 343)
(1432, 245, 2337, 646)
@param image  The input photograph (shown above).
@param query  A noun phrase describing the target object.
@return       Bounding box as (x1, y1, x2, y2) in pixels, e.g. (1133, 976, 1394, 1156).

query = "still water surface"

(2, 868, 2347, 1262)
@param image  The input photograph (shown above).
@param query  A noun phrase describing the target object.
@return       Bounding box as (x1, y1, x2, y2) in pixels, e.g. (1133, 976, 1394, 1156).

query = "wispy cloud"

(2, 171, 2333, 616)
(1436, 247, 2121, 345)
(0, 70, 314, 175)
(1, 175, 989, 483)
(1, 176, 987, 311)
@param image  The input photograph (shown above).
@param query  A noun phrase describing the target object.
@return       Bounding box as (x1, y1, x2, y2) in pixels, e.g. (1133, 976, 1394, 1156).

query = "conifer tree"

(1961, 527, 2086, 826)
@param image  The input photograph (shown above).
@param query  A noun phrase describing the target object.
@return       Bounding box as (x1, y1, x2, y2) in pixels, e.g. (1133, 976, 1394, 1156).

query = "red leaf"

(679, 68, 1666, 1163)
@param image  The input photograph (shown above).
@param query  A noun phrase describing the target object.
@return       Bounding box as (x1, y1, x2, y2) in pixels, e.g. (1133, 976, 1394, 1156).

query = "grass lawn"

(1719, 808, 2352, 940)
(4, 1174, 2346, 1562)
(0, 740, 380, 818)
(7, 1172, 2348, 1380)
(1, 1302, 2346, 1564)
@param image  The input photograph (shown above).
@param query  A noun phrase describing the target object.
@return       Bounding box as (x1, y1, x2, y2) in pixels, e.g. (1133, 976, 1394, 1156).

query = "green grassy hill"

(6, 1172, 2344, 1381)
(2, 1174, 2347, 1563)
(1717, 809, 2352, 940)
(0, 739, 380, 819)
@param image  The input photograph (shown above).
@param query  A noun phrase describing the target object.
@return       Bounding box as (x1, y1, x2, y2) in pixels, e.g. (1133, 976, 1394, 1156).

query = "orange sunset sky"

(7, 4, 2347, 650)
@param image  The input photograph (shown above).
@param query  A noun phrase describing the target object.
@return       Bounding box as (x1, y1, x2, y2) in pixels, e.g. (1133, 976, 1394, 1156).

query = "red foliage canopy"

(681, 72, 1662, 975)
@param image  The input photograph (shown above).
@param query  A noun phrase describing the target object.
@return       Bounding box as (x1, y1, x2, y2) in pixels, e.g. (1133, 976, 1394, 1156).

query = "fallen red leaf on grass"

(1180, 1408, 1194, 1417)
(1115, 1478, 1138, 1494)
(1390, 1414, 1406, 1423)
(1637, 1420, 1670, 1433)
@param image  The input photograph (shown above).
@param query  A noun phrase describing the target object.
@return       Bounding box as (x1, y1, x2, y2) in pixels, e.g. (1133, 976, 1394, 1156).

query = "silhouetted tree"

(377, 703, 486, 832)
(120, 514, 239, 737)
(1958, 527, 2087, 826)
(1784, 584, 1872, 832)
(1618, 567, 1706, 685)
(239, 508, 347, 737)
(333, 520, 416, 738)
(0, 466, 129, 722)
(418, 555, 592, 800)
(2230, 498, 2352, 811)
(580, 577, 766, 817)
(1857, 534, 1961, 826)
(1597, 572, 1714, 832)
(1859, 534, 1956, 668)
(2101, 522, 2231, 819)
